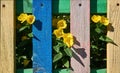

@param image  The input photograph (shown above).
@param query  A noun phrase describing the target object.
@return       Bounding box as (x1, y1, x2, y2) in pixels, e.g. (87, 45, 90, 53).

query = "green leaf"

(64, 48, 72, 57)
(53, 46, 60, 53)
(63, 60, 69, 68)
(91, 45, 98, 49)
(19, 25, 28, 32)
(99, 36, 113, 43)
(95, 27, 102, 33)
(53, 40, 65, 53)
(99, 36, 118, 46)
(53, 53, 62, 63)
(57, 42, 64, 47)
(105, 37, 113, 43)
(28, 32, 33, 38)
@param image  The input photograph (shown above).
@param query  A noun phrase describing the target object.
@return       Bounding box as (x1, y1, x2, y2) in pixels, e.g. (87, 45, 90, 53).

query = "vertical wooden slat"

(0, 0, 15, 73)
(107, 0, 120, 73)
(70, 0, 90, 73)
(33, 0, 52, 73)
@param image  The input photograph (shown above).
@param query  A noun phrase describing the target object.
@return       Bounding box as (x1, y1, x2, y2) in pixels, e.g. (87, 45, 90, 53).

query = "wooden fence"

(0, 0, 120, 73)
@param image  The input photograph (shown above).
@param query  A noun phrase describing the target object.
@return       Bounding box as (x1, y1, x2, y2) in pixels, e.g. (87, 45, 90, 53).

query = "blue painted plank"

(32, 0, 52, 73)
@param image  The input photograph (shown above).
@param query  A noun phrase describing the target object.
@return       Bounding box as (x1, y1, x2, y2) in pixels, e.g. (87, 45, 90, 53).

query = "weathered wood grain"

(33, 0, 52, 73)
(0, 0, 15, 73)
(107, 0, 120, 73)
(70, 0, 90, 73)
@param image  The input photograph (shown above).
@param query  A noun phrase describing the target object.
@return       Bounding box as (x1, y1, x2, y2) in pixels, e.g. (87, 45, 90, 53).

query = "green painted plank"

(52, 0, 107, 13)
(90, 0, 107, 13)
(16, 0, 32, 14)
(97, 0, 107, 13)
(91, 69, 106, 73)
(16, 69, 33, 73)
(53, 69, 70, 73)
(16, 0, 23, 14)
(23, 0, 32, 13)
(17, 0, 107, 14)
(16, 68, 106, 73)
(52, 0, 70, 13)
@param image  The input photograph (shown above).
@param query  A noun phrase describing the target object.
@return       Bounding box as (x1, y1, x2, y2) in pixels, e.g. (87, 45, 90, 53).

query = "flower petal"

(91, 15, 101, 23)
(18, 13, 28, 23)
(26, 15, 35, 24)
(53, 28, 64, 38)
(57, 19, 67, 29)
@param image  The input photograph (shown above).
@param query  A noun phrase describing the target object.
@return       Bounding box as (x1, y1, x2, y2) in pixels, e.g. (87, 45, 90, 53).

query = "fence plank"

(33, 0, 52, 73)
(91, 0, 107, 13)
(52, 0, 70, 14)
(16, 0, 32, 14)
(107, 0, 120, 73)
(0, 0, 15, 73)
(52, 0, 107, 14)
(16, 0, 23, 14)
(23, 0, 32, 13)
(70, 0, 90, 73)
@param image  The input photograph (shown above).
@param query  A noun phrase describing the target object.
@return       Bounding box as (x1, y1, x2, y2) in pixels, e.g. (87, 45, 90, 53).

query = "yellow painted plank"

(107, 0, 120, 73)
(0, 0, 15, 73)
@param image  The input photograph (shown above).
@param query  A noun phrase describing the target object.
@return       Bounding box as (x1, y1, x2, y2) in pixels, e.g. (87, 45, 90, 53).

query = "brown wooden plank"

(107, 0, 120, 73)
(0, 0, 15, 73)
(70, 0, 90, 73)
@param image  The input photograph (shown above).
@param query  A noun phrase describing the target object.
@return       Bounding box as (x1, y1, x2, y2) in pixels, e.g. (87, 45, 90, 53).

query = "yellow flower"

(18, 13, 28, 23)
(63, 33, 74, 47)
(91, 15, 101, 23)
(57, 19, 67, 29)
(26, 15, 35, 24)
(22, 59, 30, 67)
(100, 16, 109, 26)
(53, 28, 64, 38)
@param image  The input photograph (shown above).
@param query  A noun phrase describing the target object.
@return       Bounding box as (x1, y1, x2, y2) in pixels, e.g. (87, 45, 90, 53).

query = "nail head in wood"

(40, 3, 44, 7)
(117, 3, 119, 6)
(2, 4, 5, 7)
(79, 3, 82, 6)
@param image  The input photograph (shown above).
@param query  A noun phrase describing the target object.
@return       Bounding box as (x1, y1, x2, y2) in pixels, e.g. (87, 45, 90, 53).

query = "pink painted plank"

(70, 0, 90, 73)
